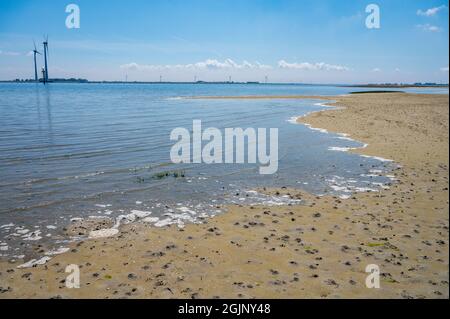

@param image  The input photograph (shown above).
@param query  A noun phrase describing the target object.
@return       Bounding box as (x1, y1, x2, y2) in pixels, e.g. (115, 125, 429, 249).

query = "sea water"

(0, 83, 445, 259)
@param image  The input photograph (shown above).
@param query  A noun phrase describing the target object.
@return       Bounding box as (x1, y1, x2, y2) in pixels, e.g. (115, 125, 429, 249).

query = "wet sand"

(0, 93, 448, 299)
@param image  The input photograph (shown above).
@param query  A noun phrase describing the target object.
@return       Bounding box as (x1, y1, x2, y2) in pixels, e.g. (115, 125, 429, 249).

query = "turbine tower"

(32, 41, 41, 82)
(41, 67, 46, 83)
(42, 36, 49, 83)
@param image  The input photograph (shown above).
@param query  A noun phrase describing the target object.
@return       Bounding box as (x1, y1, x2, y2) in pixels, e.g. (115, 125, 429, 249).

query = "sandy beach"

(0, 92, 448, 299)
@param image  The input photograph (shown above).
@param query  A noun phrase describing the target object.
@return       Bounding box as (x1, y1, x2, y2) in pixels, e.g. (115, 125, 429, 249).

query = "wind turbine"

(41, 67, 46, 83)
(42, 35, 49, 83)
(32, 41, 41, 82)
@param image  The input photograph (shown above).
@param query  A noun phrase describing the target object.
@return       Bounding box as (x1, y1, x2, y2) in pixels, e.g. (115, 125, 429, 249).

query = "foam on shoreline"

(290, 100, 394, 163)
(288, 99, 396, 198)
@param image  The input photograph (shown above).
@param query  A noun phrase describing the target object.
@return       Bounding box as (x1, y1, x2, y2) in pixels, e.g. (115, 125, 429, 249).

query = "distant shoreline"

(0, 80, 448, 88)
(346, 84, 449, 89)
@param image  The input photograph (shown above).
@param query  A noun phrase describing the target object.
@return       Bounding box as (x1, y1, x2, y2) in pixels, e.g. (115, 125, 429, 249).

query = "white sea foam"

(288, 101, 335, 128)
(325, 170, 394, 199)
(88, 215, 107, 219)
(328, 143, 368, 152)
(313, 101, 337, 108)
(328, 146, 352, 152)
(95, 204, 112, 208)
(154, 218, 173, 227)
(335, 136, 355, 141)
(360, 155, 393, 162)
(18, 256, 52, 269)
(305, 124, 329, 134)
(15, 228, 30, 235)
(85, 209, 153, 239)
(139, 205, 206, 228)
(177, 207, 197, 215)
(129, 210, 153, 218)
(22, 230, 42, 241)
(354, 187, 378, 192)
(89, 228, 119, 239)
(287, 116, 299, 124)
(329, 185, 351, 192)
(142, 217, 160, 223)
(45, 247, 70, 256)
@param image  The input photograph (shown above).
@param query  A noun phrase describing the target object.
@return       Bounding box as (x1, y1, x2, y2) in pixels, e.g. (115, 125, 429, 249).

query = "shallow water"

(0, 82, 438, 259)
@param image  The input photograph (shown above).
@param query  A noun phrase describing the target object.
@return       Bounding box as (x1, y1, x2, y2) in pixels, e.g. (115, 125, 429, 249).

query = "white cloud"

(394, 68, 400, 72)
(441, 66, 449, 72)
(121, 62, 140, 70)
(120, 59, 272, 71)
(191, 59, 272, 70)
(277, 60, 349, 71)
(371, 68, 381, 72)
(416, 24, 441, 32)
(417, 5, 447, 17)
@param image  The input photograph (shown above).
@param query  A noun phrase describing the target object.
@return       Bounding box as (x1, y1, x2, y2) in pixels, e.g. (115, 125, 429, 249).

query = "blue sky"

(0, 0, 448, 83)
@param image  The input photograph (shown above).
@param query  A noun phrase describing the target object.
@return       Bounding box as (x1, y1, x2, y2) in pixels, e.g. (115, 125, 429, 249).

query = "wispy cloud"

(337, 12, 364, 25)
(371, 68, 381, 72)
(416, 24, 441, 32)
(417, 5, 447, 17)
(441, 66, 449, 72)
(0, 50, 21, 56)
(277, 60, 349, 71)
(120, 59, 272, 71)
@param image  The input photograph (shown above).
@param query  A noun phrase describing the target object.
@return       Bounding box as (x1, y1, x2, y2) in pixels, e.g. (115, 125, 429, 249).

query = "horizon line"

(0, 79, 449, 87)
